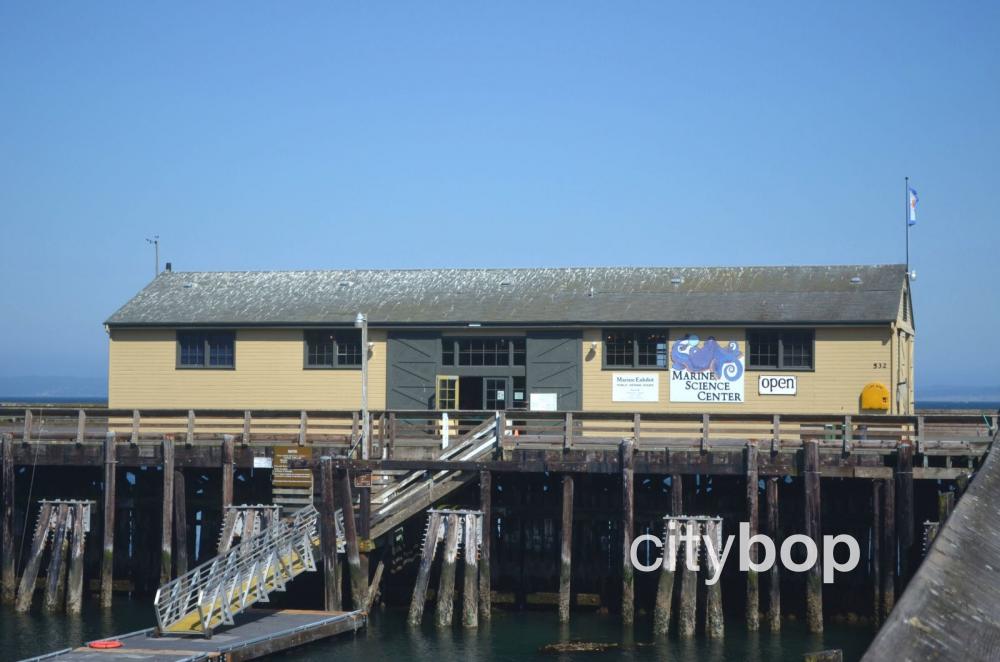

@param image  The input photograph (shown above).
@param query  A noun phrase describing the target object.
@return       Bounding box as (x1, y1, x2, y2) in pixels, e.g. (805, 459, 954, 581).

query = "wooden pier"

(1, 405, 996, 645)
(19, 608, 365, 662)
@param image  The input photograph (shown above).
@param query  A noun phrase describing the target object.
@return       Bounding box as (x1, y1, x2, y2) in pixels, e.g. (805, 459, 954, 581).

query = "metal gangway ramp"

(153, 505, 321, 636)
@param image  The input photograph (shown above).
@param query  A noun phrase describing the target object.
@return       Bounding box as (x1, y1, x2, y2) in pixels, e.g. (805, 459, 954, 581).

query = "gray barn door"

(525, 331, 582, 411)
(387, 332, 440, 410)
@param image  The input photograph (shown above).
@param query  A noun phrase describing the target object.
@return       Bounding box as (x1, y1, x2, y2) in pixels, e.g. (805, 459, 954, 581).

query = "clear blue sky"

(1, 2, 998, 394)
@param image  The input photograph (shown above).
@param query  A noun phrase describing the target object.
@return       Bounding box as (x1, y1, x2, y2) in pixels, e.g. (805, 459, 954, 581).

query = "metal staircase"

(154, 505, 320, 635)
(368, 413, 500, 539)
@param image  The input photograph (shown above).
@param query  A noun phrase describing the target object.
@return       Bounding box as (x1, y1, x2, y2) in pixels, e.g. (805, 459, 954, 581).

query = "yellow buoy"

(861, 382, 890, 411)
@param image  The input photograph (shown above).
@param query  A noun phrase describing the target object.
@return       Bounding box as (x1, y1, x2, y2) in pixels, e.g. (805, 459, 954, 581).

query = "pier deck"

(21, 608, 366, 662)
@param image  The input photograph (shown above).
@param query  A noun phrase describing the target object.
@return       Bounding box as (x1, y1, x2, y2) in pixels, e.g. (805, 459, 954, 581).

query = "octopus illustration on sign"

(670, 335, 745, 402)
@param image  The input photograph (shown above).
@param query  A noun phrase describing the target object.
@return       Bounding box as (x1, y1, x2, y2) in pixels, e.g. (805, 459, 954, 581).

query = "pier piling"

(435, 513, 460, 627)
(804, 440, 823, 634)
(1, 434, 14, 606)
(767, 476, 781, 632)
(408, 511, 442, 626)
(338, 469, 367, 610)
(320, 457, 341, 611)
(705, 519, 724, 638)
(15, 502, 53, 612)
(621, 439, 635, 627)
(677, 519, 698, 637)
(66, 503, 85, 615)
(653, 475, 683, 637)
(42, 504, 69, 613)
(559, 474, 573, 623)
(173, 469, 188, 576)
(479, 470, 492, 622)
(746, 441, 760, 632)
(160, 437, 174, 585)
(462, 513, 479, 628)
(221, 435, 234, 510)
(100, 433, 116, 608)
(871, 480, 882, 628)
(881, 477, 896, 621)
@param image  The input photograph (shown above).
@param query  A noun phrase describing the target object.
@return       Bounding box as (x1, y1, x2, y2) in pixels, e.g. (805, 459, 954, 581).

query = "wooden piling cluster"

(407, 508, 484, 628)
(15, 500, 94, 614)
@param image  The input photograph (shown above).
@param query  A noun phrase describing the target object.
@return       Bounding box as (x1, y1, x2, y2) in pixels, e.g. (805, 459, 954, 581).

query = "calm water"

(2, 599, 873, 662)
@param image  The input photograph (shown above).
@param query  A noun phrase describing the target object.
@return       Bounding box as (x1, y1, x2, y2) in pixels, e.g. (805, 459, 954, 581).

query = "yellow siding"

(581, 326, 892, 414)
(108, 328, 387, 410)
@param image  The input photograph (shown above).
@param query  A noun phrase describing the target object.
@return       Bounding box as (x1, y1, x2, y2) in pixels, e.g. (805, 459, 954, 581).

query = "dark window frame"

(600, 329, 669, 370)
(746, 329, 816, 371)
(176, 330, 236, 370)
(440, 337, 526, 368)
(303, 329, 363, 370)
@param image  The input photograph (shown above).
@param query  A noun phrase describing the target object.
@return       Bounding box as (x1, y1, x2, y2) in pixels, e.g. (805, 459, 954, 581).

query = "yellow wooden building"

(105, 265, 914, 414)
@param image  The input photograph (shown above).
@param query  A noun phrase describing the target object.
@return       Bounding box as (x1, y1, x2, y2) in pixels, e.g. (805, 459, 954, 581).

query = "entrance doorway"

(448, 376, 526, 411)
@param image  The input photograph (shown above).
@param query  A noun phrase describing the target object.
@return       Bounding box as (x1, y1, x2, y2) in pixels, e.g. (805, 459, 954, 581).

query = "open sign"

(758, 375, 797, 395)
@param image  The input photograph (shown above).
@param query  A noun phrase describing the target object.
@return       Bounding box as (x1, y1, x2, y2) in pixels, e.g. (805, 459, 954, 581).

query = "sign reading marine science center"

(669, 336, 745, 403)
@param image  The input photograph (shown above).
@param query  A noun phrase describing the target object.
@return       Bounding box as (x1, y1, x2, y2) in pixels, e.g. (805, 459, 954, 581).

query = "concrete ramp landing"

(863, 439, 1000, 661)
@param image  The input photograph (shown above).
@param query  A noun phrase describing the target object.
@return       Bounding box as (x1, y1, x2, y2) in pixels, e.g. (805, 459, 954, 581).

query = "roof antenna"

(145, 235, 160, 277)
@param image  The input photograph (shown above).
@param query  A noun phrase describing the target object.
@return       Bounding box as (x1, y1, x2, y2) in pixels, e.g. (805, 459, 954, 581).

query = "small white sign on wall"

(530, 392, 559, 411)
(612, 373, 659, 402)
(758, 375, 798, 395)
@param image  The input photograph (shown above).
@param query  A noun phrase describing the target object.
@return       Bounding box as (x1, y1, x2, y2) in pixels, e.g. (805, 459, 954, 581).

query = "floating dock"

(21, 608, 366, 662)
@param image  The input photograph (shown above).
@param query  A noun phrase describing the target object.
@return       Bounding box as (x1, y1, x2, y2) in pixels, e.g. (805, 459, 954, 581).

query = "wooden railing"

(1, 408, 995, 459)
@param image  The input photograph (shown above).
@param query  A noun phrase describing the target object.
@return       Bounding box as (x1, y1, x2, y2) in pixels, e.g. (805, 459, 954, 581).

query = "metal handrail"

(153, 505, 319, 634)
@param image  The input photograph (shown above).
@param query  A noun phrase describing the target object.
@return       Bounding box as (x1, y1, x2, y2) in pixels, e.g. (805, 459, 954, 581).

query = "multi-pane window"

(441, 338, 526, 367)
(747, 329, 814, 370)
(305, 330, 363, 368)
(436, 376, 458, 410)
(603, 330, 668, 369)
(177, 331, 235, 368)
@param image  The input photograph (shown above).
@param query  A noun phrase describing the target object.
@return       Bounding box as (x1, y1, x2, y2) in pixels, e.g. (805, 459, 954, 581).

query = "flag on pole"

(907, 186, 918, 226)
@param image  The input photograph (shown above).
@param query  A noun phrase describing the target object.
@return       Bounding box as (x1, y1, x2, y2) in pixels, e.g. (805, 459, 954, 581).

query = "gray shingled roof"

(105, 264, 908, 327)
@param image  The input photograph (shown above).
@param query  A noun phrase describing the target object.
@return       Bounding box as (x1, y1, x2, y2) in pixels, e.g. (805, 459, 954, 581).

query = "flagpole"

(904, 176, 909, 273)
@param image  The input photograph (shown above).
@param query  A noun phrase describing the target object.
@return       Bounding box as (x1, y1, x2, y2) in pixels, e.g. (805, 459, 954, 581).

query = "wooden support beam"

(221, 435, 234, 510)
(896, 441, 914, 587)
(387, 413, 397, 459)
(564, 412, 574, 450)
(337, 469, 367, 610)
(1, 434, 14, 606)
(160, 437, 174, 585)
(299, 411, 308, 446)
(621, 438, 635, 627)
(871, 480, 882, 628)
(705, 518, 724, 639)
(130, 410, 140, 444)
(842, 416, 853, 455)
(76, 410, 86, 445)
(653, 518, 678, 637)
(241, 410, 251, 445)
(22, 409, 33, 444)
(462, 513, 479, 628)
(746, 441, 760, 632)
(435, 513, 460, 627)
(772, 414, 781, 454)
(881, 477, 896, 621)
(804, 440, 823, 634)
(677, 519, 699, 637)
(43, 504, 70, 613)
(559, 474, 573, 623)
(408, 512, 442, 626)
(367, 559, 384, 612)
(100, 433, 116, 608)
(15, 502, 53, 612)
(66, 503, 86, 615)
(186, 410, 195, 445)
(173, 469, 188, 577)
(479, 470, 492, 622)
(701, 414, 710, 454)
(320, 457, 341, 612)
(767, 476, 781, 632)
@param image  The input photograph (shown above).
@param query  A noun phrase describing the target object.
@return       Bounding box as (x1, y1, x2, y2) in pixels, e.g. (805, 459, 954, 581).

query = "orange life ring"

(88, 640, 123, 649)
